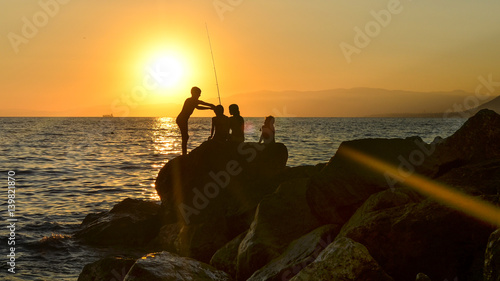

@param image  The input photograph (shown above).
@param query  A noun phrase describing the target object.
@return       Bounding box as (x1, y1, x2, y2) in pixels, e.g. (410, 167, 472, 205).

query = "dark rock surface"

(210, 231, 248, 279)
(78, 256, 136, 281)
(75, 198, 160, 247)
(236, 178, 321, 280)
(247, 224, 339, 281)
(307, 136, 433, 225)
(154, 141, 288, 262)
(289, 237, 393, 281)
(484, 229, 500, 281)
(123, 251, 232, 281)
(423, 109, 500, 177)
(338, 191, 494, 280)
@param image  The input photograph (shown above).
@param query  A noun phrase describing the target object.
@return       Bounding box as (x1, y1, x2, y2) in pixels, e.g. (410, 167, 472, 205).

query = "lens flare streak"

(340, 146, 500, 227)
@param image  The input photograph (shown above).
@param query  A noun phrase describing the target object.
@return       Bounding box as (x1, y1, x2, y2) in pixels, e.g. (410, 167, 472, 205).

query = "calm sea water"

(0, 117, 466, 280)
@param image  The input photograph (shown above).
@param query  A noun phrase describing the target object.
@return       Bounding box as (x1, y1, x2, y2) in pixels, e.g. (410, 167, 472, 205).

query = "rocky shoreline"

(76, 109, 500, 281)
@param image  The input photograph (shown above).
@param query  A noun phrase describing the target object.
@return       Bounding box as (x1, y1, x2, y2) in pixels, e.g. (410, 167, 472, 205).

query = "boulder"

(289, 237, 393, 281)
(484, 229, 500, 281)
(153, 142, 288, 261)
(78, 256, 136, 281)
(175, 218, 230, 263)
(123, 251, 232, 281)
(148, 223, 182, 254)
(433, 159, 500, 196)
(236, 178, 322, 280)
(415, 273, 432, 281)
(422, 109, 500, 178)
(155, 141, 288, 224)
(247, 224, 339, 281)
(338, 192, 494, 281)
(307, 136, 433, 225)
(210, 231, 248, 279)
(149, 218, 231, 264)
(74, 198, 160, 247)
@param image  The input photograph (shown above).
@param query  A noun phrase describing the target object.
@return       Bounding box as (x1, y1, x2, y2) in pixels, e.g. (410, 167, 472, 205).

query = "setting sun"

(147, 55, 184, 90)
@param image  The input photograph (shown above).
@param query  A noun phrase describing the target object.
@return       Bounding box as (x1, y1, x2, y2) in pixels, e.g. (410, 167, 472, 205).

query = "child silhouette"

(208, 105, 230, 142)
(176, 87, 215, 155)
(258, 116, 275, 145)
(228, 104, 245, 143)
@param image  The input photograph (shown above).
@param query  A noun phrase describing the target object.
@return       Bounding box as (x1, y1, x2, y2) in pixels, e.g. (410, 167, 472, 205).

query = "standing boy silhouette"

(176, 87, 215, 155)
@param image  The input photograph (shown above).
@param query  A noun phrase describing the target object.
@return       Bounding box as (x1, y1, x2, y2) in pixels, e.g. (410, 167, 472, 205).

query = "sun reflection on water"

(146, 117, 182, 202)
(151, 117, 181, 156)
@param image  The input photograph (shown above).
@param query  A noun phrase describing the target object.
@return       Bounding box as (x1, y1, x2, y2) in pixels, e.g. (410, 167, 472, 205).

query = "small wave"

(119, 165, 141, 170)
(24, 221, 65, 232)
(40, 233, 72, 244)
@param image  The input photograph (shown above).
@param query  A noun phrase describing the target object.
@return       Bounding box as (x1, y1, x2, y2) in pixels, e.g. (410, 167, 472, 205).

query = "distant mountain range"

(217, 88, 499, 117)
(125, 88, 500, 117)
(471, 95, 500, 114)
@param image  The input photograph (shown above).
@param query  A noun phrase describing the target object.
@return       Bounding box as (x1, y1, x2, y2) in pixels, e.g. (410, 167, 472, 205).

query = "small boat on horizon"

(102, 114, 113, 118)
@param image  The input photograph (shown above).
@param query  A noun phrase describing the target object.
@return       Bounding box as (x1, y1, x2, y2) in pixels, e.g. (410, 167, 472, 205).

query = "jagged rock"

(175, 218, 230, 263)
(123, 251, 232, 281)
(149, 223, 182, 254)
(423, 109, 500, 178)
(78, 256, 136, 281)
(307, 136, 433, 225)
(415, 273, 432, 281)
(247, 224, 339, 281)
(74, 198, 160, 247)
(484, 229, 500, 281)
(289, 237, 393, 281)
(433, 159, 500, 196)
(210, 231, 248, 279)
(338, 193, 494, 280)
(236, 178, 321, 280)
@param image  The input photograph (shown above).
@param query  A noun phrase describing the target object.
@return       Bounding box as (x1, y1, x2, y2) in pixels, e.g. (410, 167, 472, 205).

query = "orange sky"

(1, 1, 500, 117)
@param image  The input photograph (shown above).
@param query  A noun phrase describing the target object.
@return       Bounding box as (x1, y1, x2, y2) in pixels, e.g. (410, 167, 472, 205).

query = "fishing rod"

(205, 23, 222, 105)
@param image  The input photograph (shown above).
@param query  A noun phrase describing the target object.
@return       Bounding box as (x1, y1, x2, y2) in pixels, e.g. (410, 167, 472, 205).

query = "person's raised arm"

(196, 100, 215, 110)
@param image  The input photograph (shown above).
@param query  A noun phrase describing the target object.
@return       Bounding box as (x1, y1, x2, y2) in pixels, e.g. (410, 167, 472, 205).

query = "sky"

(1, 0, 500, 117)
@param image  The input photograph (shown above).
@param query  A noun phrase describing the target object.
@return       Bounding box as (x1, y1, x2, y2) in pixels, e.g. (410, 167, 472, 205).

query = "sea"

(0, 117, 467, 280)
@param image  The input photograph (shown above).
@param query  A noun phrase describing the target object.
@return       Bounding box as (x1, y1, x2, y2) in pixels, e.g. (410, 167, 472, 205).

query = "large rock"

(175, 218, 230, 263)
(123, 251, 232, 281)
(149, 218, 231, 263)
(307, 136, 433, 225)
(155, 141, 288, 224)
(338, 190, 495, 281)
(236, 178, 321, 280)
(74, 198, 160, 247)
(485, 229, 500, 281)
(78, 256, 136, 281)
(153, 141, 288, 261)
(289, 237, 393, 281)
(210, 231, 248, 279)
(422, 109, 500, 178)
(247, 224, 339, 281)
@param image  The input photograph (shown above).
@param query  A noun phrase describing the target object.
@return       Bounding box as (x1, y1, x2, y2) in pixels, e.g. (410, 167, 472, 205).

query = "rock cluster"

(76, 109, 500, 281)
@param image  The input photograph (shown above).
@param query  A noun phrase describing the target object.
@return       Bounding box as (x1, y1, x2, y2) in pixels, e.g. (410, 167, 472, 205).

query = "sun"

(148, 55, 184, 89)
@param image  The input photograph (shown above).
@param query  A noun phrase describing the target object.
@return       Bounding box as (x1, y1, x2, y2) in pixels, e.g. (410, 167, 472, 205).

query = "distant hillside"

(220, 88, 474, 117)
(473, 95, 500, 114)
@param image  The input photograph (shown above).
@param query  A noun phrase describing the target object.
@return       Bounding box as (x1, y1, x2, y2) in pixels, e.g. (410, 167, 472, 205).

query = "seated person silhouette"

(208, 105, 230, 142)
(258, 116, 275, 145)
(176, 87, 215, 155)
(228, 104, 245, 143)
